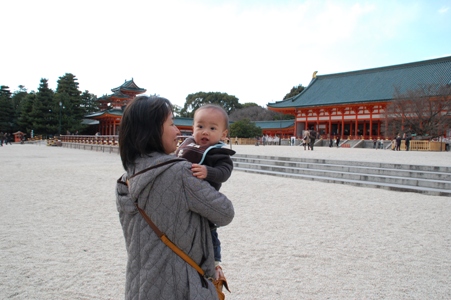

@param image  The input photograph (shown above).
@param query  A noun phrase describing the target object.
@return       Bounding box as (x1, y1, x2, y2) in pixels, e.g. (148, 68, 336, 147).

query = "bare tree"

(384, 83, 451, 139)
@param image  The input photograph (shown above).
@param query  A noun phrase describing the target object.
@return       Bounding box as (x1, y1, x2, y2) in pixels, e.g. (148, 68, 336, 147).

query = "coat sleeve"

(181, 163, 234, 227)
(205, 155, 233, 184)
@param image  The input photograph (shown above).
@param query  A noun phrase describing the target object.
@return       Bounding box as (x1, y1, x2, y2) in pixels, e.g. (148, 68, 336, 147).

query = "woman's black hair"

(119, 95, 173, 170)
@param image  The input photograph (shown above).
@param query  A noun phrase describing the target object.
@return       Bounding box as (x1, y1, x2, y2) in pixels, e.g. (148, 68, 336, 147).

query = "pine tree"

(30, 79, 55, 135)
(0, 86, 13, 132)
(81, 90, 99, 114)
(18, 92, 36, 134)
(11, 86, 29, 133)
(54, 73, 84, 134)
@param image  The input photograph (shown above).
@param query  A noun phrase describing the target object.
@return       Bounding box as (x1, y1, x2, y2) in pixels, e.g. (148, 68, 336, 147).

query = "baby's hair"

(194, 104, 229, 130)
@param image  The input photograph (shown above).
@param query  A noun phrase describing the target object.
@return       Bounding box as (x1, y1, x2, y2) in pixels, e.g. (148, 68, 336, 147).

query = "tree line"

(2, 74, 449, 139)
(0, 73, 98, 138)
(0, 75, 299, 138)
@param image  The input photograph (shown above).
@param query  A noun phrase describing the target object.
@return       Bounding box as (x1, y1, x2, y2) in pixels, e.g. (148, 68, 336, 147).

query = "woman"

(116, 96, 234, 299)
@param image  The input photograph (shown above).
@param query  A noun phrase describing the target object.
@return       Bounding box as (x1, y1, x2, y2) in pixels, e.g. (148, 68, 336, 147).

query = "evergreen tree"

(80, 90, 99, 114)
(0, 86, 13, 132)
(229, 119, 262, 138)
(54, 73, 84, 134)
(18, 92, 36, 134)
(30, 79, 55, 135)
(11, 85, 28, 133)
(283, 84, 305, 100)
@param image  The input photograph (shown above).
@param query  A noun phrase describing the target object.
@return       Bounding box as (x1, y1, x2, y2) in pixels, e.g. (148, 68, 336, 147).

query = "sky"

(1, 0, 451, 108)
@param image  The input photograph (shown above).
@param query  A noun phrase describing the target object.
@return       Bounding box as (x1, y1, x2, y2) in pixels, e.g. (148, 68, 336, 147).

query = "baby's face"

(192, 108, 228, 147)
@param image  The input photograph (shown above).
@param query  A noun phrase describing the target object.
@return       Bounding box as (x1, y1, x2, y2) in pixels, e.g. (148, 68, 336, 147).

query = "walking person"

(309, 127, 317, 150)
(336, 135, 340, 147)
(396, 134, 401, 151)
(404, 133, 411, 151)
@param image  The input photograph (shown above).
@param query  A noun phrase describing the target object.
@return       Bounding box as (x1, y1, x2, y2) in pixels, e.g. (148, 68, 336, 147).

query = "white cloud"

(1, 0, 450, 108)
(438, 6, 449, 14)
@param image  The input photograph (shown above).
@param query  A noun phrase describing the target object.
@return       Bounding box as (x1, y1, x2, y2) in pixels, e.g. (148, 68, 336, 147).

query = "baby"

(175, 104, 235, 277)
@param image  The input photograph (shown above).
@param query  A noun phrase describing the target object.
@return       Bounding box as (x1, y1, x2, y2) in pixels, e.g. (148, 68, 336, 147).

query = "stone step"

(232, 155, 451, 197)
(232, 158, 451, 181)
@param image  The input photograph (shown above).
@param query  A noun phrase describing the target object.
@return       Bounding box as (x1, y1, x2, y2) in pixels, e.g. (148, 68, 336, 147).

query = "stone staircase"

(232, 154, 451, 197)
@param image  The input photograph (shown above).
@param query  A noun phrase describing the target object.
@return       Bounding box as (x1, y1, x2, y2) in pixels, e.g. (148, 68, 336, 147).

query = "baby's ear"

(221, 129, 228, 140)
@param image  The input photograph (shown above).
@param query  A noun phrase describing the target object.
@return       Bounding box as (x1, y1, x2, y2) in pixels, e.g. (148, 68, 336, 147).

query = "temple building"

(267, 56, 451, 139)
(84, 56, 450, 139)
(85, 79, 146, 135)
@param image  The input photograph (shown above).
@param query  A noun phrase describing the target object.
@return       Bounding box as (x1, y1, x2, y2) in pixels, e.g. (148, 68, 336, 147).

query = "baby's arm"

(204, 156, 233, 184)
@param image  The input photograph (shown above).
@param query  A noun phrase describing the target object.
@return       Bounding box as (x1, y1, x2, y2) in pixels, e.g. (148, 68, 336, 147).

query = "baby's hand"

(191, 164, 207, 179)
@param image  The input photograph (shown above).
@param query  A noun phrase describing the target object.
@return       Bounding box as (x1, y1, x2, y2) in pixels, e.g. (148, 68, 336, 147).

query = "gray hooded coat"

(116, 152, 234, 299)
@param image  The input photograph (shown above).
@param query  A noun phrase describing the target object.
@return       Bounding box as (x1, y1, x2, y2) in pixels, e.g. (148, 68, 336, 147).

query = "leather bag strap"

(135, 204, 205, 276)
(126, 158, 205, 277)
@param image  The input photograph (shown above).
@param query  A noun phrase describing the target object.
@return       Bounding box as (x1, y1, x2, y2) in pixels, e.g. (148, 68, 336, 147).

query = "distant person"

(309, 127, 317, 150)
(404, 133, 411, 151)
(336, 135, 340, 148)
(234, 136, 238, 145)
(329, 135, 333, 147)
(396, 134, 401, 151)
(374, 138, 378, 149)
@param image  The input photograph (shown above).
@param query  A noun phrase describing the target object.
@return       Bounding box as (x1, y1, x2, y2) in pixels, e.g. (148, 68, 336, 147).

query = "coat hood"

(116, 153, 184, 215)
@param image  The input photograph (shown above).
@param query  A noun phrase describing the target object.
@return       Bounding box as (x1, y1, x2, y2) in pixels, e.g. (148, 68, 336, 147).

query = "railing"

(55, 135, 448, 151)
(409, 140, 447, 151)
(60, 135, 118, 146)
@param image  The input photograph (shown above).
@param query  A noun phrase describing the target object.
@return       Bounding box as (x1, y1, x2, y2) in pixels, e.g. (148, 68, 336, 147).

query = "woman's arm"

(182, 163, 234, 227)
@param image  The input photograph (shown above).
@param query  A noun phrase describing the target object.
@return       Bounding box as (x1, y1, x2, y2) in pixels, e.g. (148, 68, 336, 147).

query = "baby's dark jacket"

(175, 137, 235, 190)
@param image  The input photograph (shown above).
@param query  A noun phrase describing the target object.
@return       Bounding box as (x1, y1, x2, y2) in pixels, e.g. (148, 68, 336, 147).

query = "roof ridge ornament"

(312, 71, 318, 78)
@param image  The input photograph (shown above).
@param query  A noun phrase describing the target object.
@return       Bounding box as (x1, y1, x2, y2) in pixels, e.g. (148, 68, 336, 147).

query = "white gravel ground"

(1, 142, 450, 299)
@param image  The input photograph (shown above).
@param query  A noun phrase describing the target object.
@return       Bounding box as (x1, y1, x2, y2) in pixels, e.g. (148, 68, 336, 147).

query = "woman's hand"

(215, 265, 225, 280)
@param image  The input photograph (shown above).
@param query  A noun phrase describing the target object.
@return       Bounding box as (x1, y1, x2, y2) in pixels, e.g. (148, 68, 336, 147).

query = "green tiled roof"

(174, 118, 293, 129)
(85, 108, 123, 118)
(112, 79, 146, 93)
(254, 119, 294, 129)
(110, 91, 130, 99)
(84, 112, 293, 130)
(268, 56, 451, 108)
(174, 117, 193, 127)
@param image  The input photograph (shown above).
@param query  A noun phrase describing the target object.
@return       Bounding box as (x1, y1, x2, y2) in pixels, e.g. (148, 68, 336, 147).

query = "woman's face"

(162, 112, 181, 154)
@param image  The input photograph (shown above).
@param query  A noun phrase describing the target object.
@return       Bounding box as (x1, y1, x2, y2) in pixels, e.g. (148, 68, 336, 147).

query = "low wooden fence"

(403, 140, 446, 151)
(60, 135, 118, 146)
(53, 135, 448, 151)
